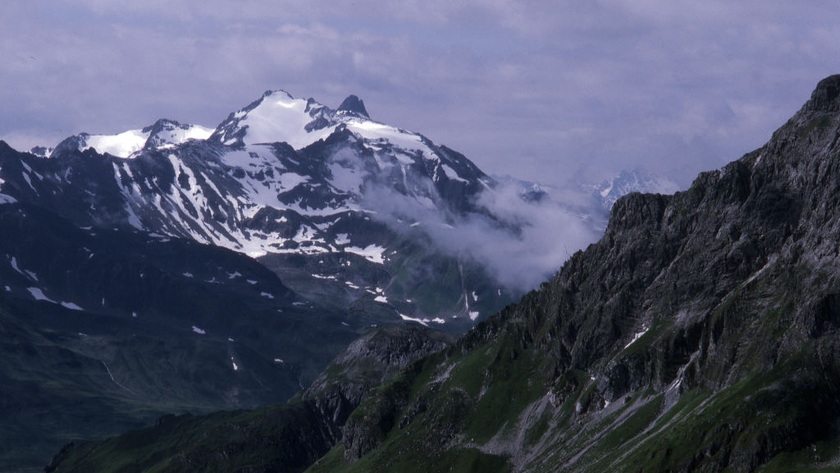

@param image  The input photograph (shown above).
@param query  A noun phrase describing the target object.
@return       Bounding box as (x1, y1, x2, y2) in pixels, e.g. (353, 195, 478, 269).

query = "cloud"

(361, 177, 603, 292)
(2, 1, 840, 192)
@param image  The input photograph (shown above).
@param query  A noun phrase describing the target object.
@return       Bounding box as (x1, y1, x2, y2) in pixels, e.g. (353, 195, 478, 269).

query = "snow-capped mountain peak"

(208, 90, 434, 158)
(209, 90, 338, 150)
(2, 88, 588, 328)
(142, 119, 214, 152)
(593, 169, 680, 209)
(51, 119, 213, 159)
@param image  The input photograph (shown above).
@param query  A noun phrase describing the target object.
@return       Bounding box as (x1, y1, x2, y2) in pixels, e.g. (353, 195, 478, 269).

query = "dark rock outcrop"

(336, 94, 370, 118)
(301, 325, 457, 426)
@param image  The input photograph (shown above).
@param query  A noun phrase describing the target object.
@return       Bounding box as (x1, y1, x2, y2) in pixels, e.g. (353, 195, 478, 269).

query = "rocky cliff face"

(301, 325, 457, 426)
(324, 75, 840, 472)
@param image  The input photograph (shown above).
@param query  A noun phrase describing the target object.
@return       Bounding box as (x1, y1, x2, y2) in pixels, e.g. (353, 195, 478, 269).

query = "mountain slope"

(45, 325, 457, 473)
(0, 202, 361, 472)
(42, 76, 840, 473)
(319, 74, 840, 472)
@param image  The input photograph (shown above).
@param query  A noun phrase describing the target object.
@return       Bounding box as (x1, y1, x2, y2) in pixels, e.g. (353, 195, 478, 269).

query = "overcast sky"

(2, 1, 840, 188)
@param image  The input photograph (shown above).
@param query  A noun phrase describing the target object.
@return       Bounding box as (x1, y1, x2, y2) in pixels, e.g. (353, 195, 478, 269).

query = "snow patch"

(345, 244, 386, 264)
(398, 313, 429, 327)
(440, 164, 468, 183)
(345, 118, 426, 154)
(60, 301, 84, 311)
(9, 256, 23, 274)
(625, 325, 650, 349)
(83, 129, 149, 158)
(227, 91, 337, 149)
(192, 325, 206, 335)
(27, 287, 54, 303)
(743, 255, 777, 287)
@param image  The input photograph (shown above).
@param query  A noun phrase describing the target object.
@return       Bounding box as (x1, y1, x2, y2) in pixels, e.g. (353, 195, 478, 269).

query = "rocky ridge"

(321, 75, 840, 472)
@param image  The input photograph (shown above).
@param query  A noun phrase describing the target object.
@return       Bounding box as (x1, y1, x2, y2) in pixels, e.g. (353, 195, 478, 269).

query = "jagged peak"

(804, 74, 840, 113)
(141, 118, 184, 134)
(764, 74, 840, 160)
(337, 95, 369, 118)
(263, 89, 295, 101)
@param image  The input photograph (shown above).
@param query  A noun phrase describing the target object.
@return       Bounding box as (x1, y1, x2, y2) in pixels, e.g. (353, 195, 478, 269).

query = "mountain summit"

(337, 94, 369, 118)
(0, 89, 580, 330)
(804, 74, 840, 112)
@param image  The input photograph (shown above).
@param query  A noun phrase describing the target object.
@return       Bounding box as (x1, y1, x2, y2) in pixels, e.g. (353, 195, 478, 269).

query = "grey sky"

(2, 1, 840, 188)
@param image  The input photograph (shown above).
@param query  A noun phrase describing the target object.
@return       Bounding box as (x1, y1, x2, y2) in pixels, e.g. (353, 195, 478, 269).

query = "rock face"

(336, 95, 370, 118)
(301, 325, 458, 426)
(320, 75, 840, 471)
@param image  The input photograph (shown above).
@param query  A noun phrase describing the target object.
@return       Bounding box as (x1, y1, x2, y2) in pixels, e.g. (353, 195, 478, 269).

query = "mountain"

(0, 90, 540, 329)
(589, 168, 680, 210)
(322, 74, 840, 472)
(50, 119, 214, 158)
(47, 75, 840, 472)
(4, 90, 655, 329)
(0, 89, 609, 471)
